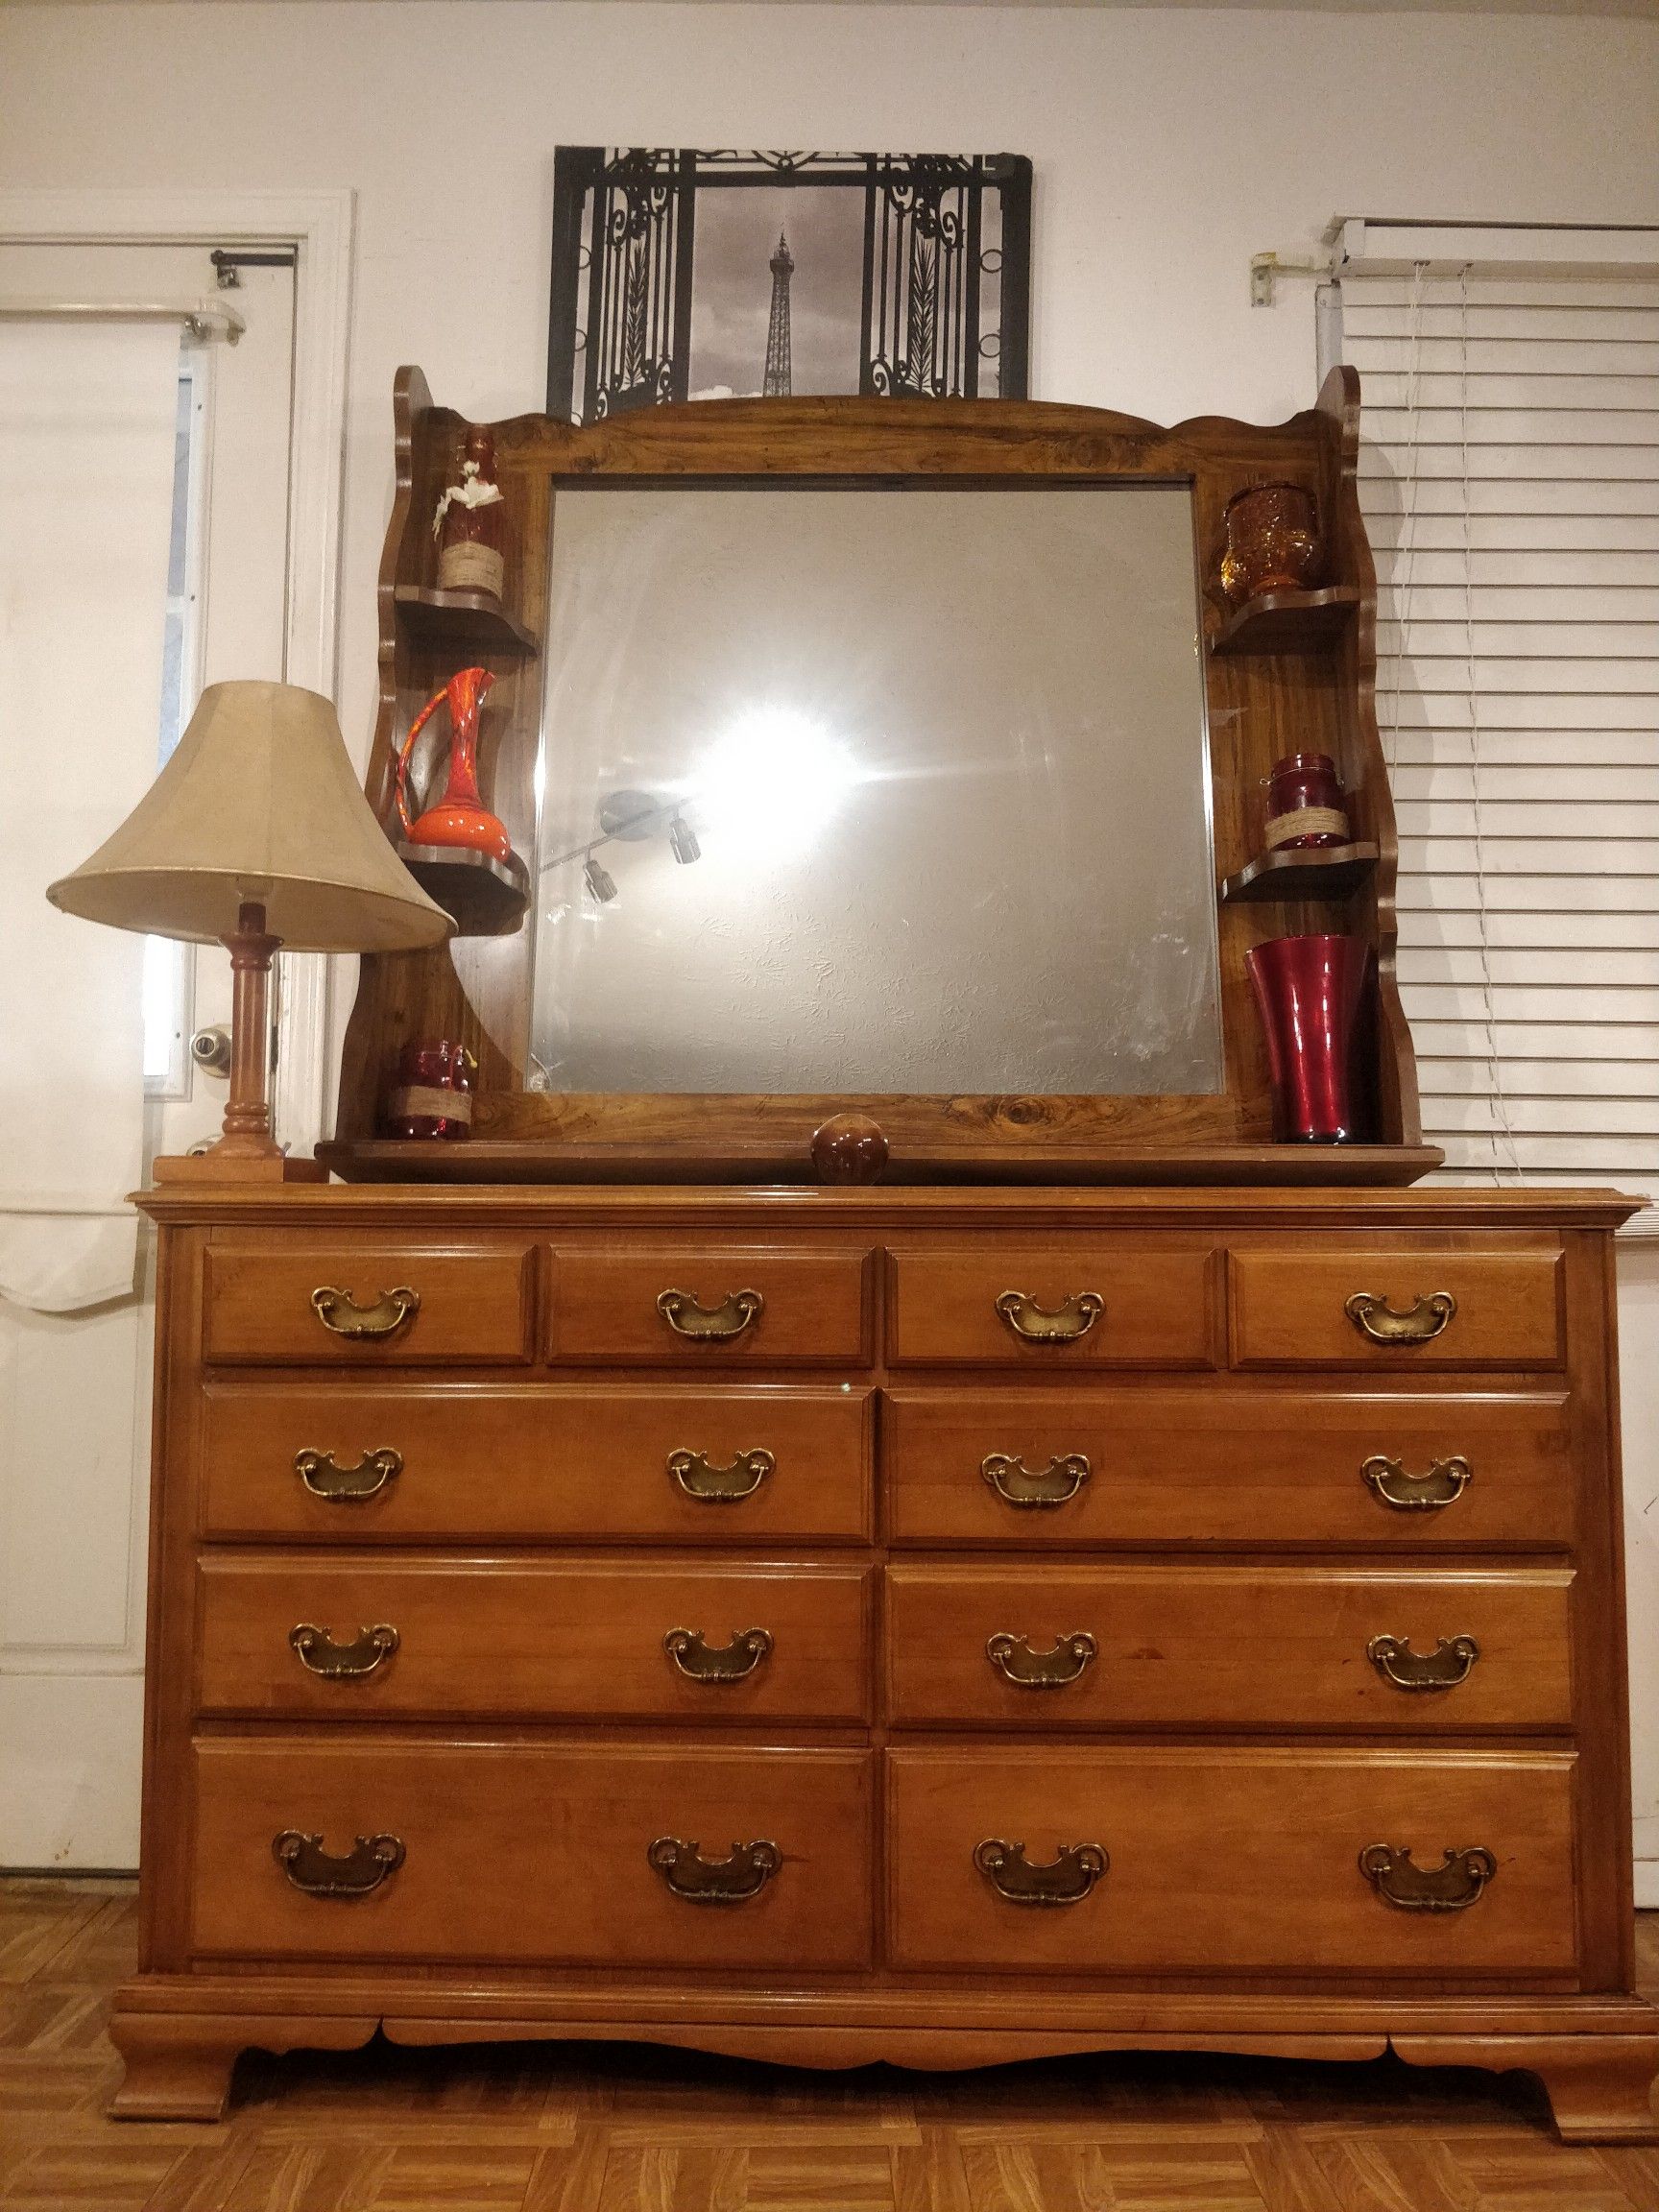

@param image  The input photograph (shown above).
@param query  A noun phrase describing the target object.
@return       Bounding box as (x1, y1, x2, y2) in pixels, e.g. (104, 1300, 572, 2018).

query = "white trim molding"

(0, 188, 354, 1156)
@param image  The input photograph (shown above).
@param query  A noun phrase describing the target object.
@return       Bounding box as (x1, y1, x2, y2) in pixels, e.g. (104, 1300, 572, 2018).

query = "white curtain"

(0, 322, 180, 1310)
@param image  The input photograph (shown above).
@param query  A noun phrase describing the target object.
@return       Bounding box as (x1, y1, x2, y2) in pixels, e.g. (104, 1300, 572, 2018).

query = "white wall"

(3, 0, 1656, 1868)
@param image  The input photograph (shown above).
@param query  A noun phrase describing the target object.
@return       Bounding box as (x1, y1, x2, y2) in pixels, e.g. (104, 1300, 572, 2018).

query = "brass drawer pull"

(981, 1452, 1092, 1508)
(272, 1829, 405, 1898)
(648, 1835, 781, 1903)
(1361, 1453, 1471, 1511)
(663, 1625, 774, 1682)
(974, 1838, 1108, 1907)
(995, 1290, 1104, 1344)
(310, 1286, 421, 1340)
(1367, 1632, 1479, 1691)
(986, 1630, 1098, 1688)
(1344, 1290, 1456, 1347)
(293, 1446, 402, 1503)
(666, 1447, 775, 1503)
(289, 1622, 400, 1679)
(657, 1287, 764, 1342)
(1359, 1842, 1496, 1912)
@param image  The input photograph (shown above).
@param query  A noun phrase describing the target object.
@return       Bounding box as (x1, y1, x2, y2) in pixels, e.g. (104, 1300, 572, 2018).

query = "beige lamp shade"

(47, 680, 453, 952)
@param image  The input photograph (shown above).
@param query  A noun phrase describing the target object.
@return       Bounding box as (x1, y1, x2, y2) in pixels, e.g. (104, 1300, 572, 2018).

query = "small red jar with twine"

(1264, 752, 1351, 852)
(382, 1039, 476, 1140)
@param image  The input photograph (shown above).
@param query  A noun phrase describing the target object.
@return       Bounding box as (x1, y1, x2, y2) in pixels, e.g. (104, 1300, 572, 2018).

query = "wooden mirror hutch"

(114, 369, 1659, 2141)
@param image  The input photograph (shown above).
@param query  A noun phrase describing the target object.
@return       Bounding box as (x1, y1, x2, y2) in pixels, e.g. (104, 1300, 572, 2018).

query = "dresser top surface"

(133, 1180, 1647, 1234)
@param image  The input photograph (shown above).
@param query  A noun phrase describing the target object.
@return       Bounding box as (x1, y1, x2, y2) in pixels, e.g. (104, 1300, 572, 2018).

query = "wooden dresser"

(110, 1179, 1659, 2140)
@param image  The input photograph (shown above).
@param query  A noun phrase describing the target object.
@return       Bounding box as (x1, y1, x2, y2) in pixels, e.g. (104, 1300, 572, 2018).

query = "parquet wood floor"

(4, 1880, 1659, 2212)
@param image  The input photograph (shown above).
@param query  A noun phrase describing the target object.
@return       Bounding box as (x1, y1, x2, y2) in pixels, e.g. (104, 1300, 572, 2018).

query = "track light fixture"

(584, 855, 617, 904)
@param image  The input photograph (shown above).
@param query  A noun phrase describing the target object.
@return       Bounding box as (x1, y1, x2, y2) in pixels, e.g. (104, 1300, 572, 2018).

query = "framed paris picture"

(546, 149, 1032, 423)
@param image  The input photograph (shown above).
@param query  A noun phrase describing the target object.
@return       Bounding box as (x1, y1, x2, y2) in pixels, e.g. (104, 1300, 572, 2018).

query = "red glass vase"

(1245, 934, 1373, 1144)
(394, 665, 513, 865)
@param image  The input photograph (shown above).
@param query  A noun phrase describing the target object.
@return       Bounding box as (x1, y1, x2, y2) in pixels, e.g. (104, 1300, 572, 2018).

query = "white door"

(0, 241, 296, 1866)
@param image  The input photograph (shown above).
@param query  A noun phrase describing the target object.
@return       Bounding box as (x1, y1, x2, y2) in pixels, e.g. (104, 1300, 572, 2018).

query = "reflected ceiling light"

(598, 788, 671, 841)
(668, 814, 701, 865)
(583, 854, 617, 904)
(693, 707, 858, 858)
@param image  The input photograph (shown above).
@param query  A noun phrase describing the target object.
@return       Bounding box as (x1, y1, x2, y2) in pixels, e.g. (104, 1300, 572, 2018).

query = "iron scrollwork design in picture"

(548, 148, 1031, 423)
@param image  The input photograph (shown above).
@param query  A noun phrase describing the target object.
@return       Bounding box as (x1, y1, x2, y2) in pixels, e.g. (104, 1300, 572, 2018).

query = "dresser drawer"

(190, 1740, 873, 1970)
(197, 1557, 872, 1724)
(886, 1745, 1577, 1976)
(198, 1384, 873, 1544)
(887, 1245, 1216, 1367)
(1229, 1246, 1565, 1370)
(884, 1388, 1577, 1549)
(202, 1241, 535, 1367)
(886, 1565, 1573, 1729)
(548, 1245, 873, 1365)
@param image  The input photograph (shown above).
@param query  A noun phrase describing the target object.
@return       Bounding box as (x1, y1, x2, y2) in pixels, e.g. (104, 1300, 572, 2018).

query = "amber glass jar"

(1217, 482, 1320, 604)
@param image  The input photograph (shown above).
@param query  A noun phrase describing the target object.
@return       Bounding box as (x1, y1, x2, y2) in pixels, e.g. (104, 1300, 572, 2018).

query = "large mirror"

(529, 484, 1223, 1096)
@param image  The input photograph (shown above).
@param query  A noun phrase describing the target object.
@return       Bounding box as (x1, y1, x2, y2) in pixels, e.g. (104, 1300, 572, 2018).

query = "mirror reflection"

(531, 485, 1223, 1094)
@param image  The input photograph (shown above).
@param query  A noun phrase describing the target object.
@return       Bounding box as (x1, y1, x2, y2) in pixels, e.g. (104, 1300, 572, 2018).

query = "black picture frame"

(547, 149, 1032, 423)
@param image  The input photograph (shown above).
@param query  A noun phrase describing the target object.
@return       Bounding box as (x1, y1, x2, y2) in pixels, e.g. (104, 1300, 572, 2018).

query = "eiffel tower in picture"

(762, 231, 794, 397)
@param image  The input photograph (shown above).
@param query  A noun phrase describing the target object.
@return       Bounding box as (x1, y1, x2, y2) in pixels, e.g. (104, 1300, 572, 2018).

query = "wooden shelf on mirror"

(1220, 840, 1379, 904)
(394, 584, 540, 658)
(396, 842, 531, 935)
(315, 1137, 1443, 1187)
(1210, 584, 1360, 657)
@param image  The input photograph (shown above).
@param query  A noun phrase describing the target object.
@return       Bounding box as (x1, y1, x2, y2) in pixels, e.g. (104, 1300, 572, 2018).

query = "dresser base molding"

(108, 1980, 1659, 2139)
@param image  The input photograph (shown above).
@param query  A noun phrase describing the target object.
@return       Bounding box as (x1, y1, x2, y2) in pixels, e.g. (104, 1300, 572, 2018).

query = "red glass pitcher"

(394, 666, 513, 865)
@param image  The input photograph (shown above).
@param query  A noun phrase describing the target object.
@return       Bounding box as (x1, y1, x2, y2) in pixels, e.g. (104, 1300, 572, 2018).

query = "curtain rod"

(0, 298, 245, 345)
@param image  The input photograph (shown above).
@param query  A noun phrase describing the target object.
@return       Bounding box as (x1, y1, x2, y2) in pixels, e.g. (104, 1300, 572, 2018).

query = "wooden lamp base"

(150, 901, 327, 1187)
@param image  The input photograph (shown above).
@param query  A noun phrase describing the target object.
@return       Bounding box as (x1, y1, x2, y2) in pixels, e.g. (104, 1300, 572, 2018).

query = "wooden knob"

(810, 1114, 889, 1186)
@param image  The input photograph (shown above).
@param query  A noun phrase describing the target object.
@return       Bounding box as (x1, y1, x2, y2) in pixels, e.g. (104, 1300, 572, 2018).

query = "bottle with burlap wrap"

(434, 427, 507, 599)
(1263, 752, 1351, 852)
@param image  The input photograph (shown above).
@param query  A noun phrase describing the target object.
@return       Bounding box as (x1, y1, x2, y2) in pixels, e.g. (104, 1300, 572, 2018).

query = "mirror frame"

(328, 367, 1433, 1186)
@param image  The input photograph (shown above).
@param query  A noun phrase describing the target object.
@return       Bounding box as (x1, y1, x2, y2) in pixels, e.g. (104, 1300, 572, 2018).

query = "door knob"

(190, 1024, 232, 1075)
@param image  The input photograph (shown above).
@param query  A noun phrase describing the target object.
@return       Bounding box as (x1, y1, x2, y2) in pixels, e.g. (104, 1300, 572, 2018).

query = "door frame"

(0, 187, 354, 1153)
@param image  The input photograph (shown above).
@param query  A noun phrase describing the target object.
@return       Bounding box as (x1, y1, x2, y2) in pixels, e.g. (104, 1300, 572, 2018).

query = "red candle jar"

(382, 1039, 476, 1140)
(1265, 752, 1351, 852)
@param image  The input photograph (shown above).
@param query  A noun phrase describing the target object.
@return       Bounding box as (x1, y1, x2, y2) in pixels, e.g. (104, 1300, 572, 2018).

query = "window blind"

(1335, 227, 1659, 1201)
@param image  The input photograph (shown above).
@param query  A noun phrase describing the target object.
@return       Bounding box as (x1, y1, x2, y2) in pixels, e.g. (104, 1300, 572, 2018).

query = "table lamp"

(47, 680, 453, 1183)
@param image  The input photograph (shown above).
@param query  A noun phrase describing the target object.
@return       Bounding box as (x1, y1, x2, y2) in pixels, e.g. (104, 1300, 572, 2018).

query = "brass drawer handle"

(648, 1836, 781, 1903)
(1344, 1290, 1456, 1347)
(1362, 1453, 1471, 1511)
(1367, 1632, 1479, 1691)
(1359, 1842, 1496, 1912)
(995, 1290, 1104, 1345)
(289, 1622, 400, 1679)
(663, 1625, 774, 1682)
(272, 1829, 405, 1898)
(658, 1287, 764, 1342)
(311, 1286, 421, 1340)
(293, 1446, 402, 1503)
(986, 1630, 1098, 1688)
(974, 1838, 1108, 1907)
(981, 1452, 1092, 1508)
(666, 1447, 775, 1503)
